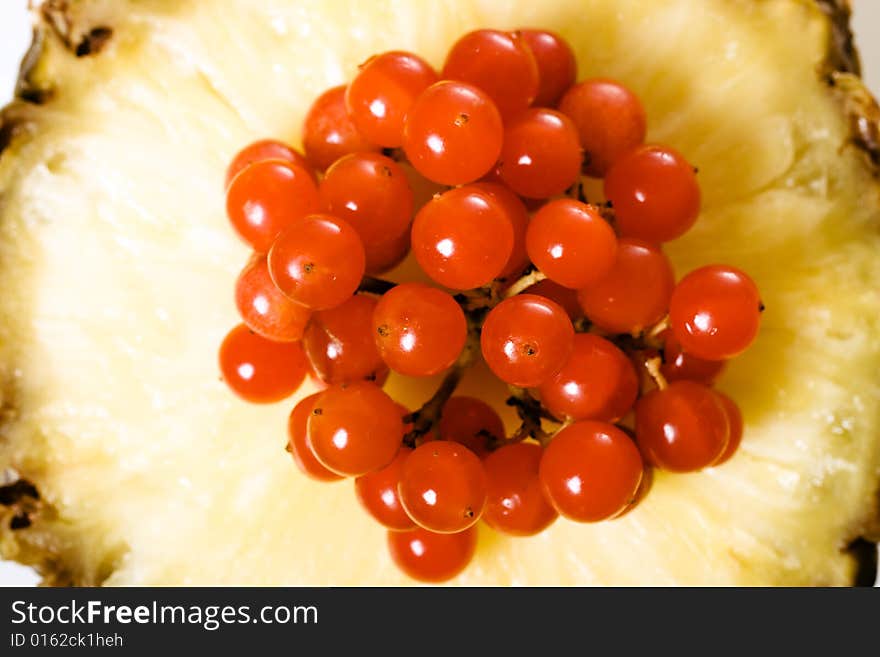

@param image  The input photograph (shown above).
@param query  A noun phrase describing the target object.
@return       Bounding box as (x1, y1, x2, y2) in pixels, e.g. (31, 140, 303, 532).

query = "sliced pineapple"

(0, 0, 878, 585)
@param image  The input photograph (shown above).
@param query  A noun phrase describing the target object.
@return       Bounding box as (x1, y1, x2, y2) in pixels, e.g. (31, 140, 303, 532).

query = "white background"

(0, 1, 878, 586)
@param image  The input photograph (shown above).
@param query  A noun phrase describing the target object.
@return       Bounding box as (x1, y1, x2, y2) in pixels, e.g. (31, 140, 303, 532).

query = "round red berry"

(668, 265, 762, 361)
(403, 81, 503, 186)
(225, 159, 320, 253)
(398, 441, 487, 534)
(526, 199, 617, 289)
(483, 443, 557, 536)
(604, 144, 701, 243)
(387, 526, 477, 583)
(539, 421, 643, 522)
(219, 324, 308, 403)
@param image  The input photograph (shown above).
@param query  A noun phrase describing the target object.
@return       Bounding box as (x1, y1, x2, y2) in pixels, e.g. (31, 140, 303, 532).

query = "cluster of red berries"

(218, 28, 763, 583)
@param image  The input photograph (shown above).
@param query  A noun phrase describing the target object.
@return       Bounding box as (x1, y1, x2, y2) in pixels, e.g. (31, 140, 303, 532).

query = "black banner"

(0, 587, 877, 652)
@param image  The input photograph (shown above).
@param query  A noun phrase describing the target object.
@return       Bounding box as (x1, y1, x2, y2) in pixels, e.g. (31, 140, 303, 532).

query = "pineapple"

(1, 0, 879, 586)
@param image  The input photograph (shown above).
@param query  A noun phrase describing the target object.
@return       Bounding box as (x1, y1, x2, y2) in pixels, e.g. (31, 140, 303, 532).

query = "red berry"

(225, 159, 320, 253)
(268, 214, 365, 310)
(539, 333, 638, 422)
(481, 294, 574, 387)
(483, 443, 557, 536)
(225, 139, 314, 188)
(499, 109, 582, 199)
(469, 182, 530, 282)
(355, 446, 416, 530)
(319, 153, 413, 247)
(558, 78, 646, 177)
(373, 283, 467, 377)
(635, 381, 730, 472)
(403, 81, 503, 185)
(398, 441, 487, 533)
(411, 184, 514, 290)
(437, 396, 505, 458)
(219, 324, 308, 403)
(346, 51, 438, 148)
(669, 265, 762, 360)
(442, 29, 539, 118)
(303, 294, 387, 384)
(604, 145, 701, 243)
(235, 254, 312, 342)
(577, 238, 675, 334)
(287, 394, 343, 482)
(526, 199, 618, 289)
(524, 279, 582, 320)
(365, 230, 411, 275)
(539, 421, 643, 522)
(660, 330, 725, 385)
(302, 85, 380, 171)
(713, 392, 743, 465)
(519, 29, 577, 107)
(308, 381, 404, 476)
(387, 526, 477, 583)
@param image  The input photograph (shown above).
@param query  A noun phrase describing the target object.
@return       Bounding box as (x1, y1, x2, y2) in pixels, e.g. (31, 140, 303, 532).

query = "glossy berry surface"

(364, 230, 411, 275)
(303, 294, 386, 384)
(669, 265, 762, 361)
(498, 109, 582, 199)
(539, 421, 643, 522)
(524, 279, 582, 320)
(403, 81, 503, 185)
(411, 184, 514, 290)
(387, 526, 477, 583)
(470, 182, 530, 281)
(225, 139, 314, 188)
(483, 443, 557, 536)
(604, 145, 701, 243)
(442, 29, 538, 118)
(481, 294, 574, 387)
(373, 283, 467, 377)
(302, 85, 380, 170)
(287, 393, 343, 482)
(714, 392, 744, 465)
(319, 153, 413, 247)
(661, 330, 725, 385)
(308, 382, 404, 477)
(577, 238, 675, 334)
(558, 78, 646, 177)
(235, 254, 312, 342)
(225, 159, 320, 253)
(437, 396, 505, 458)
(539, 333, 638, 422)
(355, 447, 415, 530)
(520, 29, 577, 107)
(346, 51, 438, 147)
(635, 381, 730, 472)
(398, 441, 487, 533)
(526, 199, 617, 289)
(268, 214, 365, 310)
(219, 324, 308, 403)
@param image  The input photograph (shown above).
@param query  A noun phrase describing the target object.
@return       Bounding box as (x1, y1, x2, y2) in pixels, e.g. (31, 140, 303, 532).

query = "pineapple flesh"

(0, 0, 878, 585)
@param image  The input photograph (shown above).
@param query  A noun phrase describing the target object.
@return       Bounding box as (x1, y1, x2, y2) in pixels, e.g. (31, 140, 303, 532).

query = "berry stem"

(402, 327, 480, 447)
(643, 355, 668, 391)
(501, 386, 555, 447)
(503, 268, 547, 298)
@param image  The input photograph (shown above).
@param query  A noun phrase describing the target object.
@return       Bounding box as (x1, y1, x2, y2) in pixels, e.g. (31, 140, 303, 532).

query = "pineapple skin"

(0, 0, 878, 586)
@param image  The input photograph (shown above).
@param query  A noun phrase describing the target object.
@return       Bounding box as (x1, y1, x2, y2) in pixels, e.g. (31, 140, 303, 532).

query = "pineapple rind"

(0, 0, 878, 585)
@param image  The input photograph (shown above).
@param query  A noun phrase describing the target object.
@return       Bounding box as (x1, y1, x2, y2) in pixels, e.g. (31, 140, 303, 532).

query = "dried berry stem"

(402, 328, 480, 447)
(503, 268, 547, 298)
(498, 386, 556, 448)
(644, 355, 668, 391)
